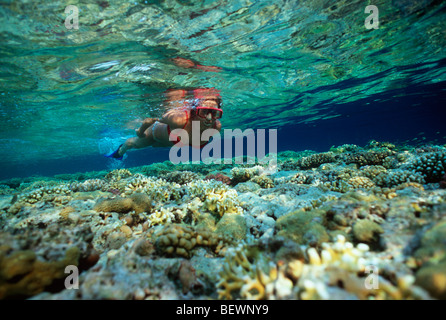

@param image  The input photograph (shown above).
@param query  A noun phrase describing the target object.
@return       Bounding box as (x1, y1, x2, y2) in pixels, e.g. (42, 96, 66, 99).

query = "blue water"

(0, 0, 445, 180)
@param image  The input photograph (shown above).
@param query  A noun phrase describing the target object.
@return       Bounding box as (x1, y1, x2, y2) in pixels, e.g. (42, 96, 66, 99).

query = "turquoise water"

(2, 0, 446, 301)
(0, 0, 445, 178)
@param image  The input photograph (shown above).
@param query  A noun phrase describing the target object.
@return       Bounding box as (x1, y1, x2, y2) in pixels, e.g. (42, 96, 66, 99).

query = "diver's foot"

(105, 144, 124, 160)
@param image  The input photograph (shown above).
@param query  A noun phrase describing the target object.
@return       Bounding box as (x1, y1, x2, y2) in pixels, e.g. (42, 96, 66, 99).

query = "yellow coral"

(217, 245, 280, 300)
(348, 176, 375, 189)
(145, 207, 176, 228)
(105, 169, 132, 181)
(290, 235, 426, 300)
(124, 174, 182, 203)
(251, 175, 275, 188)
(186, 180, 243, 217)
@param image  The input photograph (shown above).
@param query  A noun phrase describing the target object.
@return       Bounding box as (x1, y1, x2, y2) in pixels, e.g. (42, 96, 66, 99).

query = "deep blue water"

(1, 79, 444, 180)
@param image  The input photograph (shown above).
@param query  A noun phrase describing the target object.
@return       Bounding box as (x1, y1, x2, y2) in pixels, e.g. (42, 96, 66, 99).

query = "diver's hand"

(173, 57, 196, 69)
(196, 64, 222, 72)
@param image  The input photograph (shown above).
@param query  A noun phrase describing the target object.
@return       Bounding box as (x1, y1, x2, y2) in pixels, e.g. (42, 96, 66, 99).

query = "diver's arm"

(172, 57, 221, 72)
(136, 117, 160, 138)
(158, 109, 188, 130)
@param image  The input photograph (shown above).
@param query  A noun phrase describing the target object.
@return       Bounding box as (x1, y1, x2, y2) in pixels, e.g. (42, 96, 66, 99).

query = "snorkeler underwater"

(0, 0, 445, 303)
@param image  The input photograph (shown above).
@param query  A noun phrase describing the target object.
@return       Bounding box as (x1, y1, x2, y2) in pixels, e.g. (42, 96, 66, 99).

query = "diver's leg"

(106, 122, 170, 159)
(118, 134, 154, 156)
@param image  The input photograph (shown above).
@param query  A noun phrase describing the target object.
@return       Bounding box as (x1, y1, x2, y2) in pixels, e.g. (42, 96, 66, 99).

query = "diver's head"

(192, 96, 222, 127)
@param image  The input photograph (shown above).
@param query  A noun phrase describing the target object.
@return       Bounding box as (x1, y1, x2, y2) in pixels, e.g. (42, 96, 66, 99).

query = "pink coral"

(205, 173, 231, 185)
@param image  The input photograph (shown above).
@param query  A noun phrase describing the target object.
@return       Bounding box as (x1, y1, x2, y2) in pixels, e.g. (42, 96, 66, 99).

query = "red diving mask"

(195, 106, 223, 119)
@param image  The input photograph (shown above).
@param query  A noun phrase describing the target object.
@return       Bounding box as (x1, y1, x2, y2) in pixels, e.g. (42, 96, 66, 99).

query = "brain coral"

(150, 224, 231, 258)
(93, 193, 152, 214)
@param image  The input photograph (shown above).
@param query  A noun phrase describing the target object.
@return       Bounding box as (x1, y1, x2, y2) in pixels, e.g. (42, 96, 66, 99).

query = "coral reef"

(186, 180, 243, 217)
(18, 185, 72, 204)
(415, 261, 446, 299)
(0, 185, 14, 196)
(289, 172, 313, 184)
(1, 141, 445, 300)
(289, 235, 427, 300)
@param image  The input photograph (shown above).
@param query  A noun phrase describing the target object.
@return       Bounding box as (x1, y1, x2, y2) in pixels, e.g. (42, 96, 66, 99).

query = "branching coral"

(105, 169, 132, 181)
(287, 235, 428, 300)
(19, 185, 72, 204)
(144, 207, 185, 229)
(216, 245, 282, 300)
(347, 176, 375, 189)
(70, 179, 108, 192)
(186, 180, 243, 217)
(360, 165, 387, 180)
(0, 184, 14, 195)
(124, 174, 183, 203)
